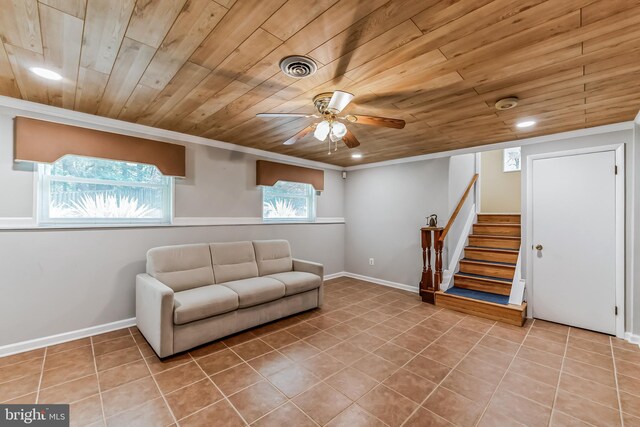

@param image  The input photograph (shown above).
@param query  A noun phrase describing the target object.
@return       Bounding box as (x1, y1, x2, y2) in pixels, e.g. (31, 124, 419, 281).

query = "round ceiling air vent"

(279, 55, 318, 78)
(495, 97, 519, 110)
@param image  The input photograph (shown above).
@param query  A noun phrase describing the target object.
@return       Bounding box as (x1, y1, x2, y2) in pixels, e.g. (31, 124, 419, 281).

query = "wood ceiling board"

(0, 0, 42, 53)
(39, 0, 86, 19)
(0, 42, 21, 98)
(125, 0, 187, 48)
(39, 3, 83, 109)
(138, 0, 228, 90)
(80, 0, 136, 74)
(0, 0, 638, 166)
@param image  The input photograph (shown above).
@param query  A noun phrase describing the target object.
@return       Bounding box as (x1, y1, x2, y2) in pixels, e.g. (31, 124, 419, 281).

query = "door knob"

(535, 244, 543, 250)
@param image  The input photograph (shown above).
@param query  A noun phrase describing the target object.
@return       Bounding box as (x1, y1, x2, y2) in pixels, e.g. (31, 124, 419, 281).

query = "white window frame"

(37, 159, 173, 226)
(261, 181, 317, 223)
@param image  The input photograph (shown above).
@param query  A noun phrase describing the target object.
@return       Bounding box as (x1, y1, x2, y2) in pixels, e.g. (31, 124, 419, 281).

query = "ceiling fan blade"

(342, 129, 360, 149)
(326, 90, 354, 113)
(283, 125, 316, 145)
(257, 113, 318, 118)
(343, 114, 405, 129)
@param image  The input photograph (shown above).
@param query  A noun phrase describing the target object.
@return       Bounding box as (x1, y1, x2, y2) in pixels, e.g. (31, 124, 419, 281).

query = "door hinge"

(615, 306, 618, 315)
(615, 165, 618, 175)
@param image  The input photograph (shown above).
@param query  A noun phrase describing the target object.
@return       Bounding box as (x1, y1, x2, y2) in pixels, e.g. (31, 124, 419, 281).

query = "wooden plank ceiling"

(0, 0, 639, 167)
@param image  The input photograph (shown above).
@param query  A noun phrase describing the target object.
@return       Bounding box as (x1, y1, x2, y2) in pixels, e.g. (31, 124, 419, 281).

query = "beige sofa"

(136, 240, 323, 357)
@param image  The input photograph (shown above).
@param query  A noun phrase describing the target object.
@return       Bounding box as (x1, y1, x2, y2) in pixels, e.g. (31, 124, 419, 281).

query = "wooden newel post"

(433, 229, 444, 289)
(419, 226, 442, 304)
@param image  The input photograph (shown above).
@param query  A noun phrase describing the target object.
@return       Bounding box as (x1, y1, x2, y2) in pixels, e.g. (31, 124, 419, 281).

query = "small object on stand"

(426, 214, 438, 227)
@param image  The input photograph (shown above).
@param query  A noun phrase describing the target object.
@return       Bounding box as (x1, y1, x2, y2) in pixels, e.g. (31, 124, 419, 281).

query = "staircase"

(434, 213, 527, 326)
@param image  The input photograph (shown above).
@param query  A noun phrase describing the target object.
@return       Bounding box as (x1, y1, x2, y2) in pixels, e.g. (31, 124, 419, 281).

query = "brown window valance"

(14, 116, 186, 177)
(256, 160, 324, 191)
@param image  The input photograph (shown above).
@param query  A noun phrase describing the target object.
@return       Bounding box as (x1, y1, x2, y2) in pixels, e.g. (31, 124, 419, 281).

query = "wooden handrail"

(438, 174, 478, 242)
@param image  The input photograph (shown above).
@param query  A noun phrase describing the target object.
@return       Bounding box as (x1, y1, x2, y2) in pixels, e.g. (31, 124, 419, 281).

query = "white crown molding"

(0, 95, 343, 171)
(345, 121, 636, 171)
(0, 217, 346, 230)
(0, 318, 136, 357)
(635, 111, 640, 124)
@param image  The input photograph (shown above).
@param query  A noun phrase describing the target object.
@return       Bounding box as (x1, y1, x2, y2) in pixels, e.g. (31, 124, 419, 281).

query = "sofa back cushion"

(253, 240, 293, 276)
(147, 244, 214, 292)
(210, 241, 259, 283)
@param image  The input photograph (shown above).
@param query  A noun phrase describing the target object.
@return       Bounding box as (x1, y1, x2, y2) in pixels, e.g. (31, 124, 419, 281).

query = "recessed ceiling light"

(351, 153, 362, 159)
(516, 120, 536, 128)
(29, 67, 62, 81)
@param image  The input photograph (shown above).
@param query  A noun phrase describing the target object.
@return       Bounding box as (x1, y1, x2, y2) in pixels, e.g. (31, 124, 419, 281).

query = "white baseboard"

(0, 318, 136, 357)
(324, 272, 347, 281)
(624, 332, 640, 347)
(338, 272, 419, 294)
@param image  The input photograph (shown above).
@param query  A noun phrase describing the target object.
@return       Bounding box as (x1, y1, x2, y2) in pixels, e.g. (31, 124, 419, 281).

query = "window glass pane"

(262, 181, 315, 221)
(48, 156, 164, 183)
(39, 156, 171, 223)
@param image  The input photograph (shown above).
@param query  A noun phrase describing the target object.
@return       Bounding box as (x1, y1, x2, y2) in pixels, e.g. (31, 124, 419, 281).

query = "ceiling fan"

(256, 91, 406, 154)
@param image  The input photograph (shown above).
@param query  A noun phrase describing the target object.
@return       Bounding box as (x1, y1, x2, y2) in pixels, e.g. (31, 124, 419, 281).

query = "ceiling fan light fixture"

(314, 120, 330, 141)
(331, 122, 347, 138)
(326, 91, 354, 113)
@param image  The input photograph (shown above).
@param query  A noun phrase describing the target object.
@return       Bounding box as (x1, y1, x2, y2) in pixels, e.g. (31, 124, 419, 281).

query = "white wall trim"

(0, 96, 342, 171)
(509, 252, 525, 305)
(441, 204, 476, 291)
(525, 143, 626, 338)
(339, 272, 419, 294)
(324, 272, 347, 281)
(345, 121, 635, 172)
(0, 217, 346, 230)
(0, 318, 136, 357)
(624, 332, 640, 347)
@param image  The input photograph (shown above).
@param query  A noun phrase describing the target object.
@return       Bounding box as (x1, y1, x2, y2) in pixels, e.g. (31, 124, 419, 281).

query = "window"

(38, 156, 172, 225)
(503, 147, 521, 172)
(262, 181, 316, 222)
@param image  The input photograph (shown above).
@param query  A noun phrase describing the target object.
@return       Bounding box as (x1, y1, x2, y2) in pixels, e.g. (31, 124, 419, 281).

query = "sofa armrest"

(136, 274, 175, 358)
(292, 259, 324, 307)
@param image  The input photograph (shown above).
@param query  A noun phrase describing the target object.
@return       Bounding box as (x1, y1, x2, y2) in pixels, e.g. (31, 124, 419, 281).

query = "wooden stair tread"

(460, 259, 516, 267)
(470, 234, 520, 239)
(455, 272, 512, 284)
(466, 246, 519, 253)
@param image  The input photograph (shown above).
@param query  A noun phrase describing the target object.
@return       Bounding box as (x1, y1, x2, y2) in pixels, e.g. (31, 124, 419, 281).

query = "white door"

(532, 150, 616, 334)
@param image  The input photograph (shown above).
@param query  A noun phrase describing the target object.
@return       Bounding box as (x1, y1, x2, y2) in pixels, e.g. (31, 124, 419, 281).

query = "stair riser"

(464, 248, 518, 264)
(468, 236, 521, 250)
(454, 275, 512, 296)
(435, 293, 526, 326)
(477, 214, 521, 224)
(459, 261, 515, 280)
(473, 224, 521, 237)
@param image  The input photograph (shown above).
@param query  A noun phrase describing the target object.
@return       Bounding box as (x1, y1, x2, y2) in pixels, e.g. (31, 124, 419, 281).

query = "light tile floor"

(1, 277, 639, 426)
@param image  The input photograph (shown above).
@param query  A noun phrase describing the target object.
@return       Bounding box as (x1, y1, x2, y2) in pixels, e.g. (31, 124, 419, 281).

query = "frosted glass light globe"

(314, 120, 330, 141)
(331, 122, 347, 138)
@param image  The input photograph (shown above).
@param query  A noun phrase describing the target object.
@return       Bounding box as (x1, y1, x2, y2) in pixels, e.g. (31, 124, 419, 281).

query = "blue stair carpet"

(455, 272, 512, 283)
(445, 286, 510, 305)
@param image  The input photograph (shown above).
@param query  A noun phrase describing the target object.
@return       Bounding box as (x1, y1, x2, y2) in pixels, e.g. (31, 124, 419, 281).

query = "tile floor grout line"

(128, 328, 179, 426)
(89, 336, 108, 427)
(189, 352, 252, 427)
(34, 346, 47, 404)
(470, 319, 536, 427)
(610, 335, 626, 427)
(548, 325, 571, 426)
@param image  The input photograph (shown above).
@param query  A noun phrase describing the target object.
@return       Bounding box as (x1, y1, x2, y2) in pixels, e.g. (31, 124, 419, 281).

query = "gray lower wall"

(344, 158, 450, 288)
(0, 224, 344, 346)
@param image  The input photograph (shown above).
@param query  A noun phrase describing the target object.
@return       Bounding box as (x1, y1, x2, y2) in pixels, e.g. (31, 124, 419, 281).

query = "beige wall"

(480, 149, 521, 213)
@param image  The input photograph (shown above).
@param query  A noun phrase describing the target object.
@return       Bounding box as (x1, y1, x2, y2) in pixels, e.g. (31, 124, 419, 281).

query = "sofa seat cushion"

(220, 277, 285, 309)
(266, 271, 321, 296)
(174, 285, 239, 325)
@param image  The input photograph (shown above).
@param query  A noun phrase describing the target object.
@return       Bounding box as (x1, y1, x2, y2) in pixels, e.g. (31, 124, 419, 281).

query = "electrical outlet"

(369, 258, 374, 266)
